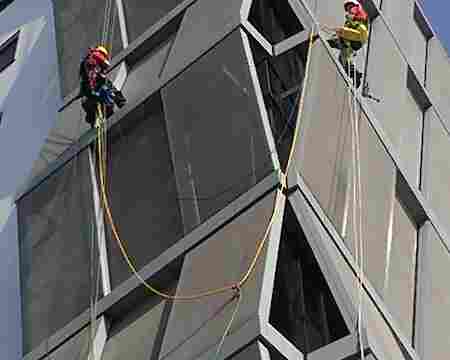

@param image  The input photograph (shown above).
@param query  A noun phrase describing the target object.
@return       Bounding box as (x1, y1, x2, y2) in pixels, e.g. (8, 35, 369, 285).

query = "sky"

(420, 0, 450, 56)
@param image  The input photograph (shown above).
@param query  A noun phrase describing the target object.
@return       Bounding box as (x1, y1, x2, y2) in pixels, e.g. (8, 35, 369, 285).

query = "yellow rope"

(94, 30, 315, 302)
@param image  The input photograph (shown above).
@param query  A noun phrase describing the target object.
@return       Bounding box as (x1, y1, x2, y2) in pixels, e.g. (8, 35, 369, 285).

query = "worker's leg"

(81, 97, 97, 128)
(328, 37, 343, 50)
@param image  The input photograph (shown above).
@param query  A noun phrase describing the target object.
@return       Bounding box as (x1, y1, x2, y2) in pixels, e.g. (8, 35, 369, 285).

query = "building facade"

(0, 0, 449, 359)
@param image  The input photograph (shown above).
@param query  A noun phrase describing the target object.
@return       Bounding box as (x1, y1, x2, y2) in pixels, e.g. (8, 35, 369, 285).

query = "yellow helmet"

(95, 45, 109, 58)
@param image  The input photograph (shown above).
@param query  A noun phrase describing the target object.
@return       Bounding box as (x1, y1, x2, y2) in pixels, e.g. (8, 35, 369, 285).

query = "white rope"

(346, 54, 364, 360)
(101, 0, 113, 46)
(353, 62, 365, 360)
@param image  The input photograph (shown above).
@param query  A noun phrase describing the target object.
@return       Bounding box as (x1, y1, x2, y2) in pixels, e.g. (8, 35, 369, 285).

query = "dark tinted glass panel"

(251, 39, 308, 169)
(0, 31, 18, 72)
(162, 30, 274, 233)
(249, 0, 304, 44)
(18, 150, 98, 353)
(100, 93, 183, 288)
(52, 0, 122, 97)
(0, 0, 14, 13)
(123, 0, 184, 43)
(270, 204, 349, 353)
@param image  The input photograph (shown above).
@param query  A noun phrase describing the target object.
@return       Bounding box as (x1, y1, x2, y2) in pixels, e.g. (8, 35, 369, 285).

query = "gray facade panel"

(18, 150, 96, 354)
(0, 206, 22, 360)
(416, 222, 450, 359)
(291, 41, 395, 300)
(161, 29, 275, 233)
(159, 191, 278, 360)
(160, 0, 242, 82)
(423, 109, 450, 236)
(101, 300, 166, 360)
(121, 36, 174, 106)
(46, 323, 94, 360)
(381, 0, 426, 83)
(382, 196, 416, 341)
(366, 17, 414, 169)
(231, 342, 270, 359)
(399, 88, 423, 186)
(123, 0, 185, 43)
(426, 38, 450, 124)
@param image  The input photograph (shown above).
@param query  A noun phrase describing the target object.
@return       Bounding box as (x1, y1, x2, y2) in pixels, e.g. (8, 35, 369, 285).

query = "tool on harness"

(79, 46, 127, 127)
(362, 82, 381, 103)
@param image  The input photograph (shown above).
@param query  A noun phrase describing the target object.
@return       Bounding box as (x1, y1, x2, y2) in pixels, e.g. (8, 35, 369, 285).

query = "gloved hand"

(97, 85, 115, 106)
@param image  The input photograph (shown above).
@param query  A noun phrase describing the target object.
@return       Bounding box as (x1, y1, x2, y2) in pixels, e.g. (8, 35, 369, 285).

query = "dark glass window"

(18, 150, 98, 354)
(99, 93, 184, 288)
(250, 38, 308, 170)
(0, 0, 14, 13)
(270, 204, 349, 353)
(0, 31, 18, 73)
(249, 0, 304, 44)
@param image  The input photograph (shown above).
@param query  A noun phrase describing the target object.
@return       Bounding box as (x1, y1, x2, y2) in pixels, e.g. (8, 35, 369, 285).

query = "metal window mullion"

(88, 316, 109, 360)
(115, 0, 129, 48)
(88, 150, 112, 296)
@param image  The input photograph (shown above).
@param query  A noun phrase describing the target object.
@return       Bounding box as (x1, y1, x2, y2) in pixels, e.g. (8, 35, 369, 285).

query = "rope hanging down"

(91, 30, 315, 358)
(347, 57, 365, 360)
(94, 30, 315, 302)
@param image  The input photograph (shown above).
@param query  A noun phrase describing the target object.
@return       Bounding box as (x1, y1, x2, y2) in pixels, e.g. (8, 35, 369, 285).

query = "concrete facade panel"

(161, 0, 242, 82)
(304, 0, 342, 30)
(161, 30, 275, 233)
(366, 18, 412, 167)
(47, 322, 93, 360)
(101, 301, 166, 360)
(415, 223, 450, 360)
(121, 36, 174, 106)
(230, 342, 270, 359)
(383, 197, 416, 341)
(159, 191, 278, 360)
(398, 88, 423, 186)
(291, 41, 396, 298)
(23, 99, 91, 188)
(123, 0, 185, 43)
(423, 109, 450, 236)
(0, 206, 22, 360)
(382, 0, 426, 82)
(427, 38, 450, 125)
